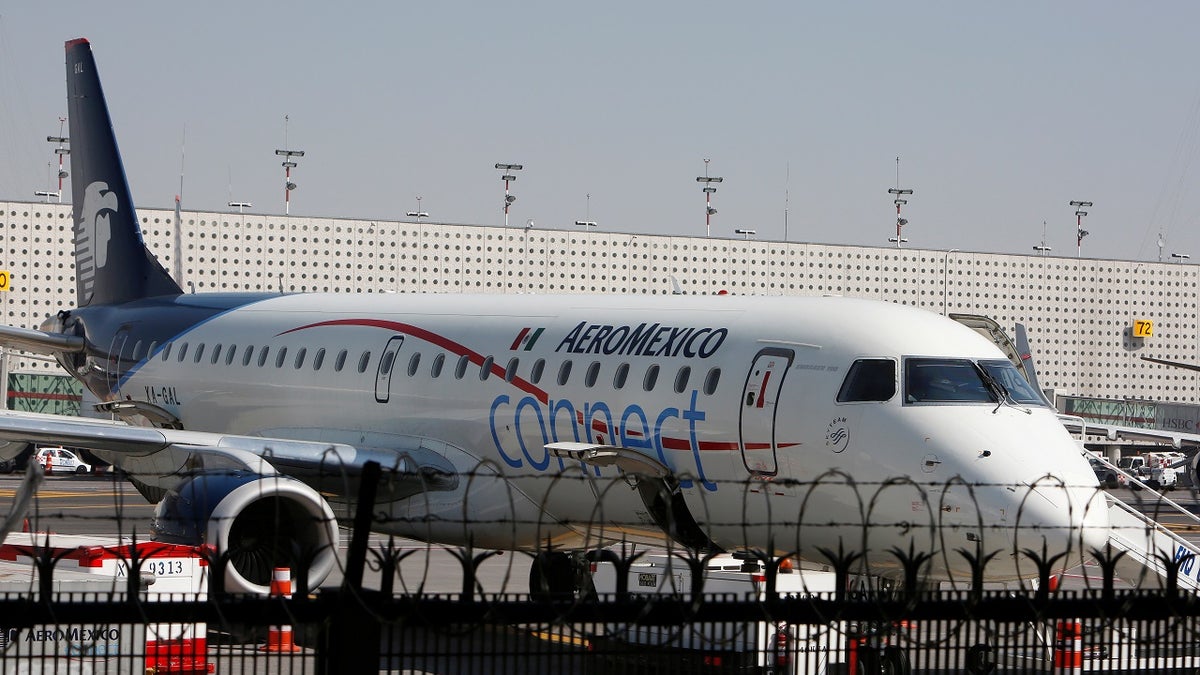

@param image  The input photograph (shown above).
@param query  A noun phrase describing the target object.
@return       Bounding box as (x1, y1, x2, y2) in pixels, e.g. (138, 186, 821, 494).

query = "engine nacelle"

(151, 471, 339, 595)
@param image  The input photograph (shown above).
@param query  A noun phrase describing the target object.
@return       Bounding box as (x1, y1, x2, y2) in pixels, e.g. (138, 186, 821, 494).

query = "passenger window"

(357, 351, 371, 374)
(643, 364, 659, 391)
(585, 361, 600, 387)
(335, 349, 347, 372)
(313, 348, 325, 370)
(193, 343, 205, 364)
(161, 343, 172, 361)
(505, 357, 518, 383)
(147, 341, 158, 359)
(131, 340, 143, 361)
(703, 367, 721, 395)
(294, 348, 307, 369)
(480, 356, 494, 381)
(530, 359, 545, 384)
(557, 361, 573, 386)
(258, 346, 270, 368)
(674, 366, 691, 393)
(379, 350, 395, 375)
(225, 345, 238, 366)
(431, 353, 445, 377)
(243, 345, 255, 367)
(177, 343, 189, 362)
(408, 353, 421, 377)
(837, 359, 896, 402)
(613, 363, 629, 389)
(210, 344, 222, 365)
(276, 347, 289, 368)
(455, 355, 470, 379)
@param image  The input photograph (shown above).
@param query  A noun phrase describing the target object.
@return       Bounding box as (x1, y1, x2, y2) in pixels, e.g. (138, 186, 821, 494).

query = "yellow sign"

(0, 270, 9, 292)
(1133, 319, 1153, 338)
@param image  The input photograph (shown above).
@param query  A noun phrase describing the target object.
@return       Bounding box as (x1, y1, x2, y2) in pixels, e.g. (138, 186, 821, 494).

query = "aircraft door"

(738, 347, 794, 476)
(374, 335, 405, 403)
(106, 326, 131, 397)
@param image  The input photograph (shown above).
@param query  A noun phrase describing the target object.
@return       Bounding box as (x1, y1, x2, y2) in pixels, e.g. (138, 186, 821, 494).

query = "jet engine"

(151, 471, 339, 595)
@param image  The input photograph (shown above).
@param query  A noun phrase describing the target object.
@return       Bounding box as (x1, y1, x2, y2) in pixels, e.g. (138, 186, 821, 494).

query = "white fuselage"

(107, 293, 1106, 582)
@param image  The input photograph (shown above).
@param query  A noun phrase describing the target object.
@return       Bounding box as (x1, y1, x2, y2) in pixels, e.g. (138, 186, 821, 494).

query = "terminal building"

(2, 199, 1198, 437)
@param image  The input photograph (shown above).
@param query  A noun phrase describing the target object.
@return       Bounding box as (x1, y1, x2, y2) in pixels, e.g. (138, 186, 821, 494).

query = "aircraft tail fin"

(65, 38, 181, 307)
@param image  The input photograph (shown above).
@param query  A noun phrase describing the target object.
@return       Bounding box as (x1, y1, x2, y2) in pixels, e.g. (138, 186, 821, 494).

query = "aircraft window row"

(148, 338, 722, 395)
(384, 349, 721, 395)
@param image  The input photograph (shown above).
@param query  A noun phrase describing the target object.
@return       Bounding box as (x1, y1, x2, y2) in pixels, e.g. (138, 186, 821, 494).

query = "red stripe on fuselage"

(279, 318, 549, 404)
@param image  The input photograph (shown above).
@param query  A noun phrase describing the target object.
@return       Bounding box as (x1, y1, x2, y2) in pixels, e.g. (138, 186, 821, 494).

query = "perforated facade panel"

(3, 200, 1197, 402)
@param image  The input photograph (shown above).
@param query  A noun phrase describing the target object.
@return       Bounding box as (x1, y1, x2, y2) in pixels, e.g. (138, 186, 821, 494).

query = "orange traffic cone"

(261, 567, 302, 653)
(1053, 621, 1082, 675)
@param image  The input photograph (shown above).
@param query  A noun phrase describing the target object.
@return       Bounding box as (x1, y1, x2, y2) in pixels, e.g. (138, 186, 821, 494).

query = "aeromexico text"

(556, 322, 728, 358)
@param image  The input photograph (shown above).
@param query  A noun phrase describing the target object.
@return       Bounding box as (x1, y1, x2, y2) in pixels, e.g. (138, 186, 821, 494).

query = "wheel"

(529, 551, 575, 601)
(882, 646, 911, 675)
(964, 643, 996, 674)
(854, 647, 880, 675)
(75, 465, 88, 475)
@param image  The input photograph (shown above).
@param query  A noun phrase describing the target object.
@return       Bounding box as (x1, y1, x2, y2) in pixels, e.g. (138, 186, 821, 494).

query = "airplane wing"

(0, 325, 84, 356)
(0, 409, 458, 501)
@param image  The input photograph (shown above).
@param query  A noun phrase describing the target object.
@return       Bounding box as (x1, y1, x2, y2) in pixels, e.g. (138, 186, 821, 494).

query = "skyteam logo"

(510, 327, 545, 351)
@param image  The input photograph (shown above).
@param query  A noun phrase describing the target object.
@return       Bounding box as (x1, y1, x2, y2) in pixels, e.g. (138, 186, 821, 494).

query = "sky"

(2, 2, 1200, 261)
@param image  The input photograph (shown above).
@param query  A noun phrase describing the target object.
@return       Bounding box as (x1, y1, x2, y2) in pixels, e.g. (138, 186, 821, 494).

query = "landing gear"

(854, 646, 911, 675)
(528, 551, 595, 601)
(964, 643, 996, 674)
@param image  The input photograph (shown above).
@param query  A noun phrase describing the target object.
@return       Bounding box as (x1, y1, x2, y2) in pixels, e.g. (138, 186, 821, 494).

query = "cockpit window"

(905, 358, 993, 403)
(837, 359, 896, 402)
(978, 359, 1046, 405)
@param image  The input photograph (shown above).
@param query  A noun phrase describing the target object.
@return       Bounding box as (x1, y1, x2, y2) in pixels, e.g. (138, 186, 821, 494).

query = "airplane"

(0, 38, 1107, 597)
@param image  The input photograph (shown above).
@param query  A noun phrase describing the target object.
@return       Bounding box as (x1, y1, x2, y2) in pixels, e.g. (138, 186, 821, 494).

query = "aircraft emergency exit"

(0, 38, 1108, 597)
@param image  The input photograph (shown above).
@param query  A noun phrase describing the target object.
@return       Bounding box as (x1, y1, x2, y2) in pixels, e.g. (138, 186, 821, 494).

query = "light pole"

(734, 228, 756, 240)
(942, 248, 959, 315)
(1069, 200, 1092, 258)
(496, 163, 523, 228)
(407, 196, 429, 221)
(1034, 220, 1051, 257)
(696, 159, 723, 237)
(888, 157, 914, 248)
(275, 115, 304, 215)
(1172, 253, 1190, 264)
(47, 120, 69, 203)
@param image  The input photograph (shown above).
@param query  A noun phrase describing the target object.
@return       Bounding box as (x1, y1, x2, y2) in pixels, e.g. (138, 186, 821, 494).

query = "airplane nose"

(1008, 476, 1109, 581)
